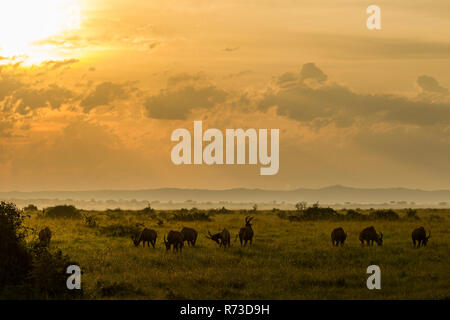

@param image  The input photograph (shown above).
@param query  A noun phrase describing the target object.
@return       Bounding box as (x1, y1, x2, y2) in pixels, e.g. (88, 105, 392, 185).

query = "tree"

(295, 201, 307, 212)
(0, 202, 32, 289)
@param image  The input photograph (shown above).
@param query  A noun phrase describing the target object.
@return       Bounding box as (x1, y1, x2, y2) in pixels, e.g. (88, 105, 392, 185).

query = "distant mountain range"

(1, 185, 449, 204)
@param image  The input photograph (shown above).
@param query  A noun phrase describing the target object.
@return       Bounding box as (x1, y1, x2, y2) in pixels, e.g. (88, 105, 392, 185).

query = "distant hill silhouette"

(1, 185, 449, 204)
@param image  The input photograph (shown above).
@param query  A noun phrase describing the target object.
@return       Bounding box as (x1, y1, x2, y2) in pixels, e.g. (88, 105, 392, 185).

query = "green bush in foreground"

(0, 201, 80, 299)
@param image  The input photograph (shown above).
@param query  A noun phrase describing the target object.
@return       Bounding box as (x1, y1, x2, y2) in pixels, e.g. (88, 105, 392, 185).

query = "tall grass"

(22, 208, 450, 299)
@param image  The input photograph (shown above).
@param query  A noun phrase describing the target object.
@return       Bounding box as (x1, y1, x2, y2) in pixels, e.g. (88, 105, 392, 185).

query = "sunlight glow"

(0, 0, 81, 64)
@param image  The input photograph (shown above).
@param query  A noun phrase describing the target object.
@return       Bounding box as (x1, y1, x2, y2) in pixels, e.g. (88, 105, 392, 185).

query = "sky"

(0, 0, 449, 191)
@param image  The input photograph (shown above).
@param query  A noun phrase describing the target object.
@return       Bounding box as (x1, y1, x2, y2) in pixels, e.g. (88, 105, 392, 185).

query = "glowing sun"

(0, 0, 81, 64)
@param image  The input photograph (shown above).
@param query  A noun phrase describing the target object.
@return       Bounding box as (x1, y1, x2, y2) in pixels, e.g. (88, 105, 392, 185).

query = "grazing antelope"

(331, 227, 347, 246)
(164, 231, 184, 252)
(236, 216, 254, 246)
(181, 227, 198, 247)
(206, 228, 231, 248)
(38, 227, 52, 245)
(132, 228, 157, 248)
(359, 226, 383, 246)
(412, 227, 431, 248)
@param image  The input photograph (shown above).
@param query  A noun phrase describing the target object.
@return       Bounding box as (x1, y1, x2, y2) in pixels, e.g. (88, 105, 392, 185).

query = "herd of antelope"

(37, 216, 432, 251)
(130, 216, 255, 252)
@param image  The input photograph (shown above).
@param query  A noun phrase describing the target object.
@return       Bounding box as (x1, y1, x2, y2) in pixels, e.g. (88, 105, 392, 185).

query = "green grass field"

(24, 208, 450, 299)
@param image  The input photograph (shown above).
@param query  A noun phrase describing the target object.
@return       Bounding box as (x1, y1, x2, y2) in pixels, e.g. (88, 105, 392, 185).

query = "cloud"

(42, 59, 79, 70)
(12, 84, 74, 114)
(0, 75, 23, 102)
(259, 64, 450, 127)
(417, 75, 448, 94)
(144, 86, 227, 119)
(167, 72, 206, 87)
(224, 47, 240, 52)
(299, 63, 327, 83)
(0, 118, 13, 137)
(80, 82, 135, 113)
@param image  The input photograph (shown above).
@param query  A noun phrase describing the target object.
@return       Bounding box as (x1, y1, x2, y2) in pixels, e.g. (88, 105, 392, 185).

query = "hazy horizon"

(3, 184, 450, 193)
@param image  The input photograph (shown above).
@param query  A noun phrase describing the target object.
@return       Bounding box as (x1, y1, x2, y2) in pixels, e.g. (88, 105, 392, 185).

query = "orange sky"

(1, 0, 449, 191)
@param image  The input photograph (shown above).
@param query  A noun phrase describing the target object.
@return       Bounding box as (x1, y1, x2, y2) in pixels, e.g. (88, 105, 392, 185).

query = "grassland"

(23, 208, 450, 299)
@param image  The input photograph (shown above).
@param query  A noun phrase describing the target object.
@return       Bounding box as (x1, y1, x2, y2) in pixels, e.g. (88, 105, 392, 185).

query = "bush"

(140, 205, 155, 215)
(99, 223, 144, 237)
(96, 280, 144, 297)
(23, 204, 38, 211)
(0, 201, 80, 299)
(405, 208, 419, 220)
(26, 243, 82, 299)
(82, 214, 97, 228)
(0, 202, 33, 290)
(369, 209, 400, 220)
(207, 207, 231, 215)
(44, 205, 81, 219)
(168, 208, 212, 221)
(279, 204, 340, 221)
(345, 209, 366, 220)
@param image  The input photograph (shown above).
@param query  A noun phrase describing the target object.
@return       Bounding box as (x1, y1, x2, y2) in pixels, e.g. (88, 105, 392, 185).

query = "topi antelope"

(331, 227, 347, 246)
(181, 227, 198, 247)
(206, 228, 231, 248)
(359, 226, 383, 246)
(412, 227, 431, 248)
(132, 228, 157, 248)
(38, 227, 52, 245)
(236, 216, 254, 246)
(164, 230, 184, 252)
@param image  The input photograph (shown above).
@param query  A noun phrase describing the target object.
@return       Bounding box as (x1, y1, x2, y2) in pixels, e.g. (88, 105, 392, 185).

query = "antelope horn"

(427, 231, 431, 239)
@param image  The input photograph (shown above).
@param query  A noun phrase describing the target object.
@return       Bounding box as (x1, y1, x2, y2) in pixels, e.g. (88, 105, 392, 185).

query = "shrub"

(44, 205, 81, 219)
(82, 214, 97, 228)
(278, 204, 340, 221)
(96, 280, 144, 297)
(143, 205, 155, 213)
(27, 243, 82, 299)
(207, 207, 231, 215)
(369, 209, 400, 220)
(99, 223, 144, 237)
(168, 209, 212, 221)
(0, 202, 33, 290)
(23, 204, 38, 211)
(345, 209, 366, 220)
(0, 201, 80, 299)
(405, 208, 419, 220)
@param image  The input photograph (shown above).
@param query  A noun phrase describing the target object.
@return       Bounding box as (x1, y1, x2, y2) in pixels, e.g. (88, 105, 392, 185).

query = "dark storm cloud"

(80, 82, 135, 113)
(259, 64, 450, 127)
(13, 84, 74, 114)
(144, 86, 227, 119)
(417, 75, 448, 94)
